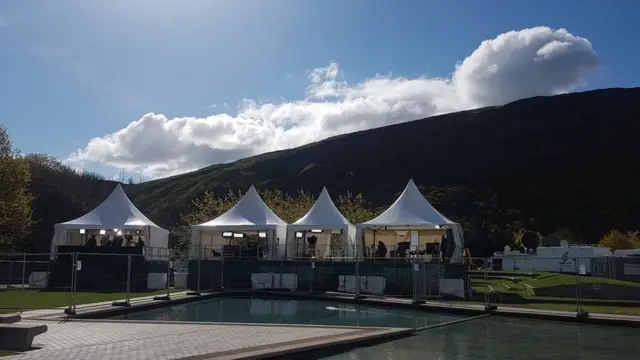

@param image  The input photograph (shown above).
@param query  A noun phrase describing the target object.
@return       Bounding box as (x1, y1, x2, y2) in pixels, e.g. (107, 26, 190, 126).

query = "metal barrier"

(2, 251, 640, 317)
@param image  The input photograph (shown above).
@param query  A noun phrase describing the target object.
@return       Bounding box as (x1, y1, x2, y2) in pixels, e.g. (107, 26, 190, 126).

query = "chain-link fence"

(3, 250, 640, 317)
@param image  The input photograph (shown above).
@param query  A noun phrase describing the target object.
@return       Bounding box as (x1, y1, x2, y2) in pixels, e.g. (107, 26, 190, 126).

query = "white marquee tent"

(190, 185, 287, 259)
(356, 179, 464, 263)
(50, 184, 169, 259)
(286, 187, 357, 259)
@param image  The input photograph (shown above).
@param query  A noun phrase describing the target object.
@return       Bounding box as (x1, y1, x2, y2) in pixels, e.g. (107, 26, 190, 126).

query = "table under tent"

(285, 187, 357, 260)
(188, 185, 288, 290)
(354, 179, 468, 298)
(47, 184, 170, 292)
(189, 185, 287, 261)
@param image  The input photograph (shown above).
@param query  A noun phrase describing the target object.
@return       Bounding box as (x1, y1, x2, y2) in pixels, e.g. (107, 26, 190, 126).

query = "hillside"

(24, 87, 640, 253)
(130, 88, 640, 233)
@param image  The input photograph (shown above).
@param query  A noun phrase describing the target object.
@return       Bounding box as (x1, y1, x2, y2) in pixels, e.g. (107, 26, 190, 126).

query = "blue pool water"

(322, 316, 640, 360)
(113, 297, 466, 328)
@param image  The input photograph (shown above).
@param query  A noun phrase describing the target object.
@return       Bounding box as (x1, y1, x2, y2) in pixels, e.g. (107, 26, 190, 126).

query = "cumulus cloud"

(68, 26, 598, 179)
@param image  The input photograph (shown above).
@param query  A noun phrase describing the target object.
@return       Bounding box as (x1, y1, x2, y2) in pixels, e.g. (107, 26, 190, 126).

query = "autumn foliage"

(172, 189, 376, 249)
(598, 230, 640, 251)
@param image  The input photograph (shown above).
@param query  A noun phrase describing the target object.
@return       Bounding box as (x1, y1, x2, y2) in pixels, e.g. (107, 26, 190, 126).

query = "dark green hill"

(24, 87, 640, 253)
(127, 87, 640, 239)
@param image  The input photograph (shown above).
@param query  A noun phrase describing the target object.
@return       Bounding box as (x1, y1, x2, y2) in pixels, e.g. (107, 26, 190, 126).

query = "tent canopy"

(358, 179, 455, 229)
(356, 179, 464, 262)
(55, 184, 167, 232)
(289, 187, 352, 231)
(193, 185, 286, 230)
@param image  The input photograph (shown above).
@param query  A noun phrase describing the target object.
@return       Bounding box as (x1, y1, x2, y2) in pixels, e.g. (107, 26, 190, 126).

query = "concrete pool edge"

(24, 289, 640, 328)
(181, 327, 415, 360)
(253, 291, 640, 328)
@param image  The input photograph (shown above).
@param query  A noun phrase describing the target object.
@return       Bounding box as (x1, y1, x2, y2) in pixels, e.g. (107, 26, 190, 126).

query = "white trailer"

(491, 246, 612, 274)
(612, 249, 640, 258)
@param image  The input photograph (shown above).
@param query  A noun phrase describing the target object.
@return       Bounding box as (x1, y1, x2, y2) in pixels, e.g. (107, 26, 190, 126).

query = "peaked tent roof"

(358, 179, 455, 228)
(291, 187, 351, 229)
(56, 184, 166, 230)
(194, 185, 286, 228)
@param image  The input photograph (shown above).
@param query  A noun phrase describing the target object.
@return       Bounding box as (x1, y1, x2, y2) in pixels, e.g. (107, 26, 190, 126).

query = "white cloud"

(68, 26, 598, 179)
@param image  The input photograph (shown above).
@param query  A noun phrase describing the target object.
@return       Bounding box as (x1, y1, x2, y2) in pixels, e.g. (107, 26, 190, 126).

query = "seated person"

(85, 235, 97, 247)
(396, 241, 410, 258)
(112, 236, 124, 247)
(124, 234, 134, 247)
(100, 236, 111, 246)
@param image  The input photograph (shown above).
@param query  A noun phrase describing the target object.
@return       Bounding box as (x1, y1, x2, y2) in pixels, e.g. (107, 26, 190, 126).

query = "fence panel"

(0, 253, 75, 313)
(413, 261, 444, 302)
(476, 256, 583, 314)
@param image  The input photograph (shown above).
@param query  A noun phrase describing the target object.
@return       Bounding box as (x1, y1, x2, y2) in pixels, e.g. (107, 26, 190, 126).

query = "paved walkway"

(17, 291, 196, 320)
(5, 320, 402, 360)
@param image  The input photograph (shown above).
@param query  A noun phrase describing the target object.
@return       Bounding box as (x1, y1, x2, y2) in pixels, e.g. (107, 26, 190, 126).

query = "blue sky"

(1, 0, 638, 179)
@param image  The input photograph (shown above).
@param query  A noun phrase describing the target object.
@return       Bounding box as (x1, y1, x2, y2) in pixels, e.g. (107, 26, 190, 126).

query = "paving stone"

(4, 320, 361, 360)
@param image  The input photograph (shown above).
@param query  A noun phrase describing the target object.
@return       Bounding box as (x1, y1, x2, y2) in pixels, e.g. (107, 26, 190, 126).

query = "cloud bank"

(68, 27, 598, 179)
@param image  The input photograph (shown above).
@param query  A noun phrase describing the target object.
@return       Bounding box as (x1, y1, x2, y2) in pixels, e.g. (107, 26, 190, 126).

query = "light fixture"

(79, 229, 86, 234)
(116, 230, 123, 236)
(310, 229, 322, 233)
(295, 232, 303, 238)
(113, 228, 119, 233)
(99, 230, 106, 235)
(222, 232, 233, 237)
(434, 225, 440, 229)
(233, 233, 245, 238)
(258, 232, 267, 238)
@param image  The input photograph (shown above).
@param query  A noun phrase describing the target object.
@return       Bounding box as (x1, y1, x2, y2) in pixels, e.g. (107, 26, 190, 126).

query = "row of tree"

(173, 185, 637, 257)
(172, 189, 376, 249)
(0, 125, 34, 251)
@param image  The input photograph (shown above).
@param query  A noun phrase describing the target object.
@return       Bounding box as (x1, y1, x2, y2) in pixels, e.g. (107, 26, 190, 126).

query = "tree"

(424, 185, 528, 257)
(514, 229, 542, 250)
(172, 188, 377, 250)
(598, 230, 640, 251)
(126, 176, 135, 185)
(336, 192, 377, 224)
(0, 125, 34, 251)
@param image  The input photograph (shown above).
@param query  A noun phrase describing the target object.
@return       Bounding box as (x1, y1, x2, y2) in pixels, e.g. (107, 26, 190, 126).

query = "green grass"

(0, 288, 171, 313)
(471, 271, 640, 314)
(0, 350, 16, 357)
(471, 271, 640, 298)
(499, 302, 640, 316)
(526, 272, 640, 288)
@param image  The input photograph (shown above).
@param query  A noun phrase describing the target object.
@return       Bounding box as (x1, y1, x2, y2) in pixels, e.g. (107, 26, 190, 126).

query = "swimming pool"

(113, 297, 467, 328)
(320, 316, 640, 360)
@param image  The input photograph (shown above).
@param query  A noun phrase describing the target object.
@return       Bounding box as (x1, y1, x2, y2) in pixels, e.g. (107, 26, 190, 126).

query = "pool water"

(321, 316, 640, 360)
(113, 297, 466, 328)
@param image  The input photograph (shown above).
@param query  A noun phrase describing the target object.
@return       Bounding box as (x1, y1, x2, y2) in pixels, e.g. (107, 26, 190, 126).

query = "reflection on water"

(115, 297, 465, 328)
(322, 316, 640, 360)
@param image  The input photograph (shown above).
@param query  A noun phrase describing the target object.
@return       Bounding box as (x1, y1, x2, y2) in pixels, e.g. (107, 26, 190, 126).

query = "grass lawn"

(0, 350, 16, 357)
(472, 271, 640, 297)
(469, 271, 640, 315)
(499, 302, 640, 316)
(0, 288, 171, 313)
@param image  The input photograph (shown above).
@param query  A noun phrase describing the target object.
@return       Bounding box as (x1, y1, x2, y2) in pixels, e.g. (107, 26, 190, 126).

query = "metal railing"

(2, 251, 639, 318)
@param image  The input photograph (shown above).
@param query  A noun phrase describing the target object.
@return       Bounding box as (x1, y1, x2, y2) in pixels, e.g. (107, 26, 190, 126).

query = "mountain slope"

(125, 87, 640, 240)
(23, 87, 640, 252)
